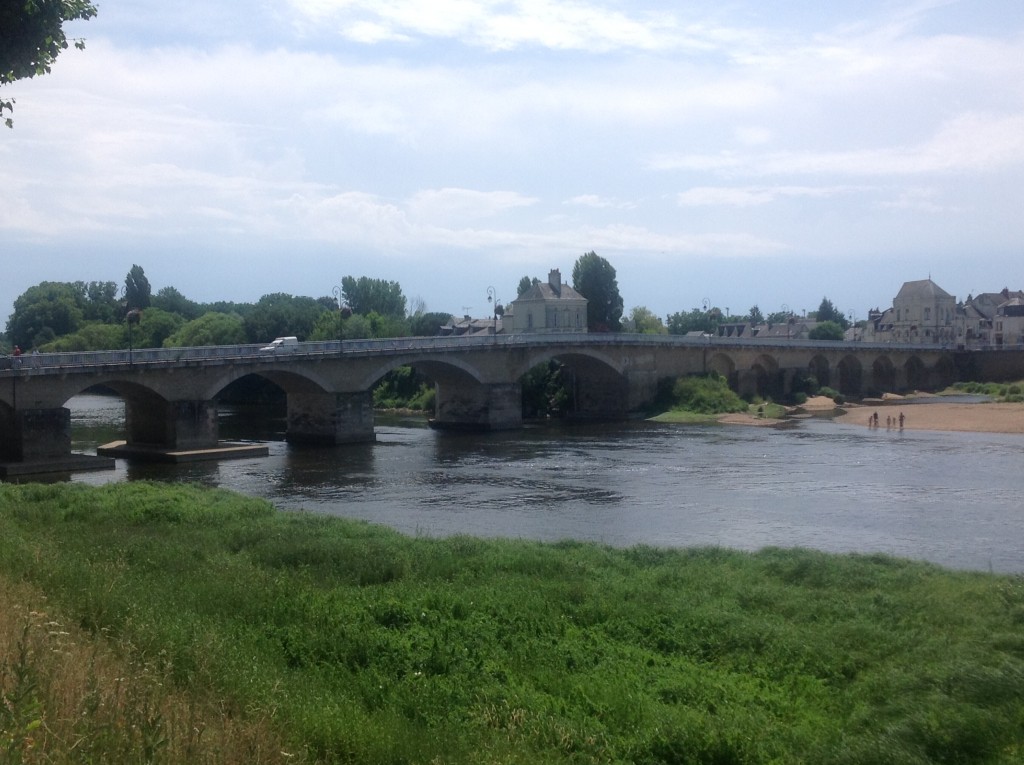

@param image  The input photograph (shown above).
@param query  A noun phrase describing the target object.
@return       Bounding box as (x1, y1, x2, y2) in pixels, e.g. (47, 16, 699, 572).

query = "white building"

(504, 269, 588, 334)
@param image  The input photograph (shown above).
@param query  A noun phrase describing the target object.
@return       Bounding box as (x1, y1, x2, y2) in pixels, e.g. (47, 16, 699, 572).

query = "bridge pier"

(126, 399, 220, 450)
(0, 407, 72, 462)
(286, 391, 375, 444)
(433, 382, 522, 430)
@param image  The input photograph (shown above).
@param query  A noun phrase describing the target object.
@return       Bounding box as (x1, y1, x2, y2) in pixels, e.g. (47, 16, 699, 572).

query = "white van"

(259, 336, 300, 353)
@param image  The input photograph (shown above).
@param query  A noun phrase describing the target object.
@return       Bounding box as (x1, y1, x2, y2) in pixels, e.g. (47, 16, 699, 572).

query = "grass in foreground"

(2, 482, 1023, 764)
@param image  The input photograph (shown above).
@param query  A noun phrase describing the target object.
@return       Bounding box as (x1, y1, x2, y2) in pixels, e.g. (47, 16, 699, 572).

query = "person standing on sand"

(899, 411, 905, 430)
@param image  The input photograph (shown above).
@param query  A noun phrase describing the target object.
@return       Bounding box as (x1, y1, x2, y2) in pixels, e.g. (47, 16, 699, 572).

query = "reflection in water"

(61, 394, 1024, 573)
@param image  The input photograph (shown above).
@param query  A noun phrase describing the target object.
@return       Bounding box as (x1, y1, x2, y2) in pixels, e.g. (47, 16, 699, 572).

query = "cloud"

(408, 188, 538, 224)
(563, 194, 636, 210)
(677, 185, 868, 207)
(286, 0, 681, 52)
(654, 113, 1024, 178)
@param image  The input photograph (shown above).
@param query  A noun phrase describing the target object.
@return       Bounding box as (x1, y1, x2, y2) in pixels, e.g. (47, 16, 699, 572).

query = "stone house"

(504, 269, 588, 334)
(861, 280, 1024, 348)
(864, 279, 956, 344)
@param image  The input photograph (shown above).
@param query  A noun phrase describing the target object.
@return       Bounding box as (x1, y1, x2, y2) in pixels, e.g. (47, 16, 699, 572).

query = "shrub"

(671, 374, 747, 415)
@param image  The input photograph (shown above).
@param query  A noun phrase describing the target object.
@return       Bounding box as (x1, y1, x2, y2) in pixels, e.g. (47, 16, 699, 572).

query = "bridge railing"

(0, 332, 991, 377)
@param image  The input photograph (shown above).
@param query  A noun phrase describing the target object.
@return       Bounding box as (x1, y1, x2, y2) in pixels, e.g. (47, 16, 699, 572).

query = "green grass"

(2, 482, 1023, 764)
(949, 380, 1024, 403)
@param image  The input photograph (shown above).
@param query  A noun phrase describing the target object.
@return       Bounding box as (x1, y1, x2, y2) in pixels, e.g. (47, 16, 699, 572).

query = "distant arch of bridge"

(1, 334, 1018, 473)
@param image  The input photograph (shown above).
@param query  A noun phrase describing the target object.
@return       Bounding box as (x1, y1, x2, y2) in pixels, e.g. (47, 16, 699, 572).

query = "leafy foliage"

(520, 361, 572, 418)
(341, 276, 407, 318)
(627, 305, 666, 334)
(124, 264, 151, 310)
(0, 0, 97, 127)
(815, 296, 849, 329)
(243, 293, 327, 343)
(666, 307, 715, 336)
(572, 251, 623, 332)
(163, 312, 247, 348)
(152, 286, 201, 320)
(517, 275, 539, 296)
(372, 366, 435, 410)
(670, 373, 748, 414)
(809, 320, 844, 341)
(6, 281, 85, 348)
(408, 311, 452, 337)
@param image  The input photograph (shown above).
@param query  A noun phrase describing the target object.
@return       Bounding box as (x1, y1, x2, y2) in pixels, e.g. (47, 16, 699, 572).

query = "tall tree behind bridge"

(815, 296, 848, 329)
(124, 264, 151, 310)
(341, 276, 406, 318)
(572, 251, 623, 332)
(1, 0, 97, 127)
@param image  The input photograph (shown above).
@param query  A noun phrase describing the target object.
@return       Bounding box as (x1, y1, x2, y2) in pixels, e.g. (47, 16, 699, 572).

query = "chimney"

(548, 268, 561, 296)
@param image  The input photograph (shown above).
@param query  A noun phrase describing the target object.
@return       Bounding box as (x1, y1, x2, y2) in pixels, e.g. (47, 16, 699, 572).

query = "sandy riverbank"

(842, 399, 1024, 435)
(716, 395, 1024, 434)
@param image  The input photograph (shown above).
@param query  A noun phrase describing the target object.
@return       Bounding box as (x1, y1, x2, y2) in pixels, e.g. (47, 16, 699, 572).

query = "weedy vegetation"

(1, 481, 1022, 763)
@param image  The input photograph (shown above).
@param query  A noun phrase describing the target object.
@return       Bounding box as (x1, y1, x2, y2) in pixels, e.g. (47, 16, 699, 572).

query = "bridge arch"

(933, 355, 956, 389)
(708, 353, 736, 387)
(870, 356, 896, 395)
(738, 354, 781, 400)
(808, 354, 831, 389)
(517, 348, 629, 419)
(905, 356, 927, 391)
(837, 355, 863, 396)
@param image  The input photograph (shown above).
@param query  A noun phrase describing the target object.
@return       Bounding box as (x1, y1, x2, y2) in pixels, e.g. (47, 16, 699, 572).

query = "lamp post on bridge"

(487, 286, 503, 337)
(119, 286, 141, 366)
(332, 285, 344, 341)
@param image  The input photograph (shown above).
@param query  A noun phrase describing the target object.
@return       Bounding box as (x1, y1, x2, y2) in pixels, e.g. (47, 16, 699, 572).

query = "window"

(924, 307, 931, 321)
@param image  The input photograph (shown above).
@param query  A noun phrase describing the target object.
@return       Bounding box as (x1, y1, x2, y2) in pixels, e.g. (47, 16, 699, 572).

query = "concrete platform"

(0, 454, 115, 478)
(96, 441, 269, 463)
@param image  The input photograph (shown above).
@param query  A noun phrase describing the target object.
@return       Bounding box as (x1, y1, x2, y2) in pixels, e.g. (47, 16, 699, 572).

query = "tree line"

(2, 255, 852, 354)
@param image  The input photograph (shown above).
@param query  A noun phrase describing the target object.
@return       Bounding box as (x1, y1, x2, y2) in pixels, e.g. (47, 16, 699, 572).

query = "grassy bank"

(2, 482, 1023, 764)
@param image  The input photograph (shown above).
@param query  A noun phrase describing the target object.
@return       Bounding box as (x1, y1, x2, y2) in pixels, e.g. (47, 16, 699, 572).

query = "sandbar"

(844, 400, 1024, 435)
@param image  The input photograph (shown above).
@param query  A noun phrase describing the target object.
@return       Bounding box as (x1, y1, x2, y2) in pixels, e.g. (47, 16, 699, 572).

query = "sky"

(2, 0, 1024, 327)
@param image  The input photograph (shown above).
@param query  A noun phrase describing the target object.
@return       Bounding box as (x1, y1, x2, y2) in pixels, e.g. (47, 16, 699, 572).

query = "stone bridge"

(0, 334, 1017, 471)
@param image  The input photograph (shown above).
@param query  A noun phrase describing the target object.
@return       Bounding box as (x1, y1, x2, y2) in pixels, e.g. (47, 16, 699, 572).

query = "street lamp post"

(487, 286, 502, 336)
(332, 285, 344, 341)
(119, 285, 141, 366)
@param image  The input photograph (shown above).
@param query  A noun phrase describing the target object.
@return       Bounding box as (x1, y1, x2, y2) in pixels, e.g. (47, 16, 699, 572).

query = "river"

(62, 394, 1024, 573)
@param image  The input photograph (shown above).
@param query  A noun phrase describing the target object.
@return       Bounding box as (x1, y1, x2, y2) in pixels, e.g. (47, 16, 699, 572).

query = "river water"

(63, 394, 1024, 574)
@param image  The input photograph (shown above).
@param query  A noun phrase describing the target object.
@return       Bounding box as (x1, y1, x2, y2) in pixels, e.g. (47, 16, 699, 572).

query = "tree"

(409, 311, 453, 337)
(152, 286, 201, 320)
(243, 293, 327, 342)
(6, 281, 84, 348)
(341, 276, 406, 318)
(808, 320, 844, 341)
(627, 306, 666, 334)
(517, 276, 538, 296)
(164, 313, 246, 347)
(1, 0, 98, 127)
(80, 281, 119, 322)
(124, 264, 151, 310)
(748, 305, 764, 326)
(135, 308, 184, 349)
(666, 307, 716, 335)
(572, 251, 623, 332)
(815, 297, 848, 329)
